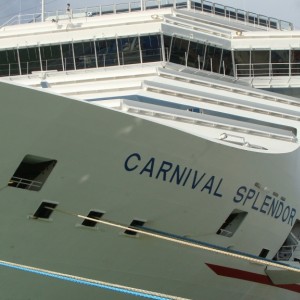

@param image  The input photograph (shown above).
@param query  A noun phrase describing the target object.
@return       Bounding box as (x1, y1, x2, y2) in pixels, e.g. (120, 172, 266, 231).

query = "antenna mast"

(41, 0, 45, 22)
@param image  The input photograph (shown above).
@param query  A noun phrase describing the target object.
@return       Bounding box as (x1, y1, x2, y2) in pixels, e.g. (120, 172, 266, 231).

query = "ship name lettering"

(124, 152, 223, 198)
(233, 186, 296, 226)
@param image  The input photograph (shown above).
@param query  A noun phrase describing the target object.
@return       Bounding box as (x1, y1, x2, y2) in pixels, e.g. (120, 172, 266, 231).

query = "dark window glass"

(62, 43, 74, 70)
(259, 248, 269, 258)
(140, 34, 161, 63)
(271, 50, 289, 76)
(118, 37, 140, 65)
(4, 49, 19, 75)
(124, 220, 145, 236)
(95, 39, 118, 67)
(40, 45, 62, 71)
(234, 50, 250, 76)
(203, 45, 222, 72)
(251, 50, 270, 76)
(74, 41, 96, 69)
(81, 211, 104, 227)
(169, 36, 189, 65)
(221, 49, 233, 76)
(19, 47, 41, 75)
(163, 35, 172, 61)
(187, 41, 206, 69)
(8, 154, 57, 191)
(33, 202, 57, 219)
(291, 50, 300, 75)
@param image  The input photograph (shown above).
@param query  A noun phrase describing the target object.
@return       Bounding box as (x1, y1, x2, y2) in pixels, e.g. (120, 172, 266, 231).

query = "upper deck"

(1, 0, 293, 31)
(1, 0, 300, 97)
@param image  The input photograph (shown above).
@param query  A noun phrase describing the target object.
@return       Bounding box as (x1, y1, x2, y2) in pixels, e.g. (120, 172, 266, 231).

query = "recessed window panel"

(81, 210, 104, 227)
(33, 201, 57, 219)
(217, 209, 247, 237)
(8, 155, 57, 191)
(124, 219, 145, 236)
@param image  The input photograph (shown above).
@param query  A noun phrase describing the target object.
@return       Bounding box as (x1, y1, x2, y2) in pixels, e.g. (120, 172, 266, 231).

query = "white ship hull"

(0, 81, 299, 299)
(1, 0, 300, 298)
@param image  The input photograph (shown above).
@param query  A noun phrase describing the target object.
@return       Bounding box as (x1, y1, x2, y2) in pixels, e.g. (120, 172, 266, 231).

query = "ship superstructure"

(0, 1, 300, 299)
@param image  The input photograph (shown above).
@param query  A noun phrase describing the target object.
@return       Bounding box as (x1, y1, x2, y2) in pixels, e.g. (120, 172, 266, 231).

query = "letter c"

(124, 153, 141, 171)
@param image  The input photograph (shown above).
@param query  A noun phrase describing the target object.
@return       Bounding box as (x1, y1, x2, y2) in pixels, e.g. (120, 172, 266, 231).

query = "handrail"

(8, 176, 43, 190)
(235, 62, 300, 78)
(0, 0, 293, 31)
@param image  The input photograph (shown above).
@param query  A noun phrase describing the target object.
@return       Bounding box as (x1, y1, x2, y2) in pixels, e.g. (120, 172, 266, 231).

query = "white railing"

(0, 47, 163, 77)
(0, 0, 293, 31)
(235, 62, 300, 78)
(8, 176, 43, 191)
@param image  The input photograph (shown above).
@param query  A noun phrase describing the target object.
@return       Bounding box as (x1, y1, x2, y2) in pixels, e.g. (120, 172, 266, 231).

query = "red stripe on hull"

(206, 263, 300, 293)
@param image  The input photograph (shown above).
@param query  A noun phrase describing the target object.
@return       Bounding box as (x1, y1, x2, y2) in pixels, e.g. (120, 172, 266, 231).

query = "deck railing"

(236, 62, 300, 78)
(0, 47, 163, 77)
(0, 0, 293, 31)
(8, 176, 43, 191)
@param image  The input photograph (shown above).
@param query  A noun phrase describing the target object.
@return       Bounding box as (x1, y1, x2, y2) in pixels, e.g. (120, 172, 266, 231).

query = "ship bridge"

(0, 0, 300, 97)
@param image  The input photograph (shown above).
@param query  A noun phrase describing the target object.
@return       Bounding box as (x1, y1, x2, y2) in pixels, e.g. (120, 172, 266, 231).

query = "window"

(33, 201, 57, 219)
(124, 219, 145, 236)
(234, 50, 250, 76)
(19, 47, 41, 75)
(118, 37, 140, 65)
(188, 40, 206, 69)
(169, 36, 189, 66)
(81, 210, 104, 227)
(74, 41, 96, 70)
(95, 39, 118, 67)
(0, 49, 19, 76)
(40, 45, 63, 71)
(217, 209, 248, 237)
(140, 34, 162, 63)
(251, 50, 270, 76)
(271, 50, 289, 76)
(259, 248, 269, 258)
(62, 43, 74, 70)
(8, 155, 57, 191)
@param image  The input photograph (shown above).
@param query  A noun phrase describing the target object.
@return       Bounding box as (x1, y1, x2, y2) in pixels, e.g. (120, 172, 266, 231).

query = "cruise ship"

(0, 1, 300, 299)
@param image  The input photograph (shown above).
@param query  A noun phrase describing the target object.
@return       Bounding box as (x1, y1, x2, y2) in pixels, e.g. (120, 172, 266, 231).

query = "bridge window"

(62, 43, 74, 70)
(271, 50, 289, 76)
(203, 45, 222, 72)
(0, 49, 19, 76)
(169, 36, 189, 65)
(291, 50, 300, 75)
(163, 35, 172, 61)
(251, 50, 270, 76)
(188, 40, 206, 69)
(164, 34, 233, 76)
(221, 49, 233, 76)
(234, 50, 250, 76)
(74, 41, 96, 69)
(140, 34, 162, 63)
(40, 45, 62, 71)
(118, 36, 140, 65)
(8, 155, 57, 191)
(19, 47, 41, 75)
(95, 39, 118, 67)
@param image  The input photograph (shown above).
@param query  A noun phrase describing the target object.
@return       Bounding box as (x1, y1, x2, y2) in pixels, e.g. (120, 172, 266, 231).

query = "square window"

(81, 211, 104, 227)
(8, 155, 57, 191)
